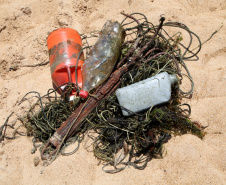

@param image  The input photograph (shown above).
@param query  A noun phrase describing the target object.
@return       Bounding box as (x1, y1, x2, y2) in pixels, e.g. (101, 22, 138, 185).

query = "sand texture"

(0, 0, 226, 184)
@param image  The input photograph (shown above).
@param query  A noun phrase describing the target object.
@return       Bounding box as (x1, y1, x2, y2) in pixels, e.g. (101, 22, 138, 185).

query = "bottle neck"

(169, 74, 178, 85)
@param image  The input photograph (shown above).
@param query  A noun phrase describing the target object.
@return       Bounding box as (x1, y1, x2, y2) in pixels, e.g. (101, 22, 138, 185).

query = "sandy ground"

(0, 0, 226, 184)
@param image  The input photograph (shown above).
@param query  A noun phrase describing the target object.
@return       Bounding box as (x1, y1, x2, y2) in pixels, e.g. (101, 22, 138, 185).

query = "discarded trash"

(3, 12, 208, 173)
(47, 28, 84, 100)
(79, 20, 125, 98)
(116, 72, 178, 116)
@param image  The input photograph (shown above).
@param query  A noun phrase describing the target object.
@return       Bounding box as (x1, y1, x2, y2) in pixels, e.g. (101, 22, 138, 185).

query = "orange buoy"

(47, 28, 84, 99)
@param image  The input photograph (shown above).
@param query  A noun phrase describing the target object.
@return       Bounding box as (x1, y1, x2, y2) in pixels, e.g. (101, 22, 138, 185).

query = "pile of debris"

(1, 12, 205, 173)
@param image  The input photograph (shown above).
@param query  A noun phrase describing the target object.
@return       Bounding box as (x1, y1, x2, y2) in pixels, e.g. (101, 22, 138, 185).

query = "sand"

(0, 0, 225, 184)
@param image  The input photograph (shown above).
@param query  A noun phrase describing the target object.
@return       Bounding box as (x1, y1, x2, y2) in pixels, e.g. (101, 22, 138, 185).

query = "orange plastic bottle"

(47, 28, 84, 100)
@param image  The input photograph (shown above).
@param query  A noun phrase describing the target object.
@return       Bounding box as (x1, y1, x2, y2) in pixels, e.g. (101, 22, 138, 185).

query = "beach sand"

(0, 0, 225, 184)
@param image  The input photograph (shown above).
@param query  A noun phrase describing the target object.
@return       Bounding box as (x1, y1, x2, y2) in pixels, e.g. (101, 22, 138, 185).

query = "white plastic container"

(116, 72, 178, 116)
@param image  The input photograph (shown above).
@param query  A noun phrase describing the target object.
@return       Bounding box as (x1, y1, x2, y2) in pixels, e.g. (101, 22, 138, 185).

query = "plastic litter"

(47, 28, 84, 100)
(116, 72, 178, 116)
(79, 20, 125, 98)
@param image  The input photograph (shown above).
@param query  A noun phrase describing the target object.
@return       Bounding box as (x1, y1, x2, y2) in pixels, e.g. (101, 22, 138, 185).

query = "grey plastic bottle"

(116, 72, 178, 116)
(79, 20, 125, 98)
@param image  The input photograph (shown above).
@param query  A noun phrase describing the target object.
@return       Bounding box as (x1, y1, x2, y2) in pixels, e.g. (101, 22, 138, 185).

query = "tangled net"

(1, 13, 206, 173)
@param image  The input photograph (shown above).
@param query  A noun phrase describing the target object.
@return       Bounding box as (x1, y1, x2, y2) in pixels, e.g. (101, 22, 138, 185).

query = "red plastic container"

(47, 28, 84, 99)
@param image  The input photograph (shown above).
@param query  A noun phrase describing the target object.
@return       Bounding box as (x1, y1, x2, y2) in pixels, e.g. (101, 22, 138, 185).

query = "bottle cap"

(79, 90, 89, 98)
